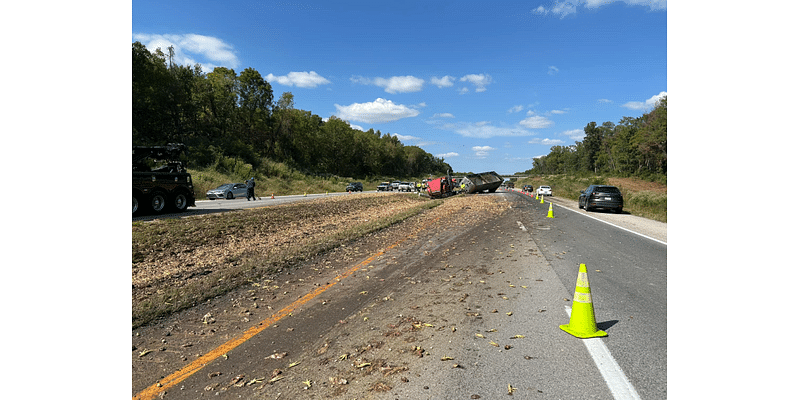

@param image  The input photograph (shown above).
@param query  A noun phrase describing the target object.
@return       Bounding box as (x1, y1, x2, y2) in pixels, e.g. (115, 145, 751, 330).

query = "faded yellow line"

(133, 220, 430, 400)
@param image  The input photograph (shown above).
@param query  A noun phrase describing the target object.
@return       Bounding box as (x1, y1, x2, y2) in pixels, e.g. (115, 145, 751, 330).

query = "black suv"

(579, 185, 623, 213)
(346, 182, 363, 192)
(523, 185, 534, 192)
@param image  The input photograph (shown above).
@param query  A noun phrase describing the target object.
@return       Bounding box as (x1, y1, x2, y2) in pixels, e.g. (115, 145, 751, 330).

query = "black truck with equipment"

(133, 143, 196, 215)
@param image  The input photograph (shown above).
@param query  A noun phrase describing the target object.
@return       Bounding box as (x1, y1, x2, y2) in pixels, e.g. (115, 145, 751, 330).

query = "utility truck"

(133, 143, 196, 215)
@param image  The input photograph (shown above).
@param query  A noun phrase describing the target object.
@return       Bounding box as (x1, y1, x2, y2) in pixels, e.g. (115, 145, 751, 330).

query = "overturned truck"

(461, 171, 504, 194)
(133, 143, 196, 215)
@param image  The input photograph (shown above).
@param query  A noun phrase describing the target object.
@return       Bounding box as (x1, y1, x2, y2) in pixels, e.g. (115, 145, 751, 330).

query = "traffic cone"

(271, 193, 274, 199)
(547, 202, 554, 218)
(540, 194, 544, 203)
(560, 264, 607, 338)
(304, 192, 307, 197)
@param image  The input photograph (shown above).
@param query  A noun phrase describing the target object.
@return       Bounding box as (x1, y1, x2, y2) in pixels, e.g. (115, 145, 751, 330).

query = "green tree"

(237, 67, 273, 148)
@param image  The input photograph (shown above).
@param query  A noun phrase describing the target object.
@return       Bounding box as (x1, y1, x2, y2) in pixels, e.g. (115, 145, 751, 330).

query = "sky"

(132, 0, 666, 175)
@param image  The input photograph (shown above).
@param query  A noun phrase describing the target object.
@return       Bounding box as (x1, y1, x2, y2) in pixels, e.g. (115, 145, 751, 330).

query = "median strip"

(133, 214, 440, 400)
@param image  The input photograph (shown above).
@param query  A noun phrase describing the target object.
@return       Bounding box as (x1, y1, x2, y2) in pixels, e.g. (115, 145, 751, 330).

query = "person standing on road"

(246, 177, 256, 201)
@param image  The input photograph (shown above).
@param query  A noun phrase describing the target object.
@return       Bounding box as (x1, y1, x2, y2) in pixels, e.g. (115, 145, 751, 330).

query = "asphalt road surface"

(132, 190, 666, 399)
(133, 191, 362, 222)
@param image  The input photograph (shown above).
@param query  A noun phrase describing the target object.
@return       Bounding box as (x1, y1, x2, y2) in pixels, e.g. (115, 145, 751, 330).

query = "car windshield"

(214, 184, 233, 190)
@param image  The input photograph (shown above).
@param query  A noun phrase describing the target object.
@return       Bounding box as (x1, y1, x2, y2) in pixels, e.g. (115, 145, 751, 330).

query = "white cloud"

(532, 1, 577, 18)
(622, 91, 667, 111)
(519, 115, 554, 129)
(451, 121, 532, 138)
(533, 0, 666, 18)
(432, 113, 455, 118)
(561, 128, 585, 141)
(266, 71, 331, 88)
(597, 98, 613, 104)
(334, 98, 420, 124)
(458, 87, 470, 95)
(585, 0, 667, 11)
(436, 152, 460, 158)
(508, 105, 524, 113)
(472, 146, 496, 158)
(549, 109, 567, 114)
(460, 74, 492, 92)
(548, 66, 559, 75)
(132, 33, 239, 73)
(431, 76, 455, 88)
(393, 133, 420, 142)
(528, 138, 565, 145)
(351, 75, 425, 93)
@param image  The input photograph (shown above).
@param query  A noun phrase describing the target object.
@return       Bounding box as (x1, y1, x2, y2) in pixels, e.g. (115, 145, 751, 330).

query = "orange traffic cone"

(271, 193, 274, 199)
(560, 264, 607, 338)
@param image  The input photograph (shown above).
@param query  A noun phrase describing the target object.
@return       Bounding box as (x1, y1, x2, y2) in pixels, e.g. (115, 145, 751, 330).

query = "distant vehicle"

(579, 185, 623, 213)
(505, 181, 515, 189)
(391, 181, 401, 191)
(377, 182, 390, 191)
(398, 182, 413, 192)
(523, 185, 534, 192)
(206, 183, 248, 200)
(536, 185, 552, 196)
(346, 182, 363, 192)
(426, 175, 455, 198)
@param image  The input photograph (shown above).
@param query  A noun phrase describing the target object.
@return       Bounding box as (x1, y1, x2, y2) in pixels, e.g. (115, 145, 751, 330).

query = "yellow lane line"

(133, 219, 432, 400)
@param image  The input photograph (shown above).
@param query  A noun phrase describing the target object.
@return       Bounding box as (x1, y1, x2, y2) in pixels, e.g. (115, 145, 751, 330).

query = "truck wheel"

(226, 191, 234, 199)
(150, 192, 167, 214)
(133, 195, 140, 215)
(171, 192, 189, 212)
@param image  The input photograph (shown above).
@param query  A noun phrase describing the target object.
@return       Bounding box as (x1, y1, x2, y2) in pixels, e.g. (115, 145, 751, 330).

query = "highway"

(132, 190, 667, 399)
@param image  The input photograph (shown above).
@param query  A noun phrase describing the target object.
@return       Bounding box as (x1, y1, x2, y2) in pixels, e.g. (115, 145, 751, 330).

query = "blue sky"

(132, 0, 666, 175)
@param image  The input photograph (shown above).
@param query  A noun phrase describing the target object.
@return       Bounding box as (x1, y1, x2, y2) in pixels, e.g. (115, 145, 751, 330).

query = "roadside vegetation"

(132, 194, 440, 328)
(512, 174, 666, 222)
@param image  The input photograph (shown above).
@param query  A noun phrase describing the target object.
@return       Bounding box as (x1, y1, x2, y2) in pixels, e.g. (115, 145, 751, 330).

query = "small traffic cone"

(547, 202, 554, 218)
(271, 193, 274, 199)
(540, 194, 544, 204)
(560, 264, 607, 338)
(535, 193, 539, 200)
(304, 192, 307, 197)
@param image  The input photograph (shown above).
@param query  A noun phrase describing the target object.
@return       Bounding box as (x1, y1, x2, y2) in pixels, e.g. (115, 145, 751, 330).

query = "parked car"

(377, 182, 390, 191)
(391, 181, 401, 191)
(398, 182, 412, 192)
(578, 185, 623, 213)
(346, 182, 363, 192)
(523, 185, 534, 192)
(536, 185, 552, 196)
(206, 183, 248, 200)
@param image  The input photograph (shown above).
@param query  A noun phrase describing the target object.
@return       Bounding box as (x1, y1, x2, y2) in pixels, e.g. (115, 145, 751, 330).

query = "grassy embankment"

(512, 175, 667, 223)
(189, 158, 430, 199)
(132, 194, 441, 328)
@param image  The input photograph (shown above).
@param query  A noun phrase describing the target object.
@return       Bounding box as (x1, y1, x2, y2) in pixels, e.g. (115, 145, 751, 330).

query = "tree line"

(527, 96, 666, 180)
(132, 42, 451, 178)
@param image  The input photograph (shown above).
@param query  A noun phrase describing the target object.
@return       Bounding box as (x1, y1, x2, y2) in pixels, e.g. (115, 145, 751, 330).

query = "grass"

(512, 174, 667, 222)
(189, 160, 431, 200)
(132, 194, 441, 328)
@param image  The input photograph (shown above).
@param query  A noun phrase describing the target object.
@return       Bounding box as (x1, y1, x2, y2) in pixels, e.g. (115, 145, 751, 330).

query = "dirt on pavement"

(132, 194, 512, 399)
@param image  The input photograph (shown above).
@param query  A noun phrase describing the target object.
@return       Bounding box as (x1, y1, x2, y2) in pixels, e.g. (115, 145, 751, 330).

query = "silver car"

(206, 183, 248, 200)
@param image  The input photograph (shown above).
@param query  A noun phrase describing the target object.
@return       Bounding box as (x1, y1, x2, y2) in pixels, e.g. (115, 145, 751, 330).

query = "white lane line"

(551, 203, 667, 246)
(565, 306, 642, 400)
